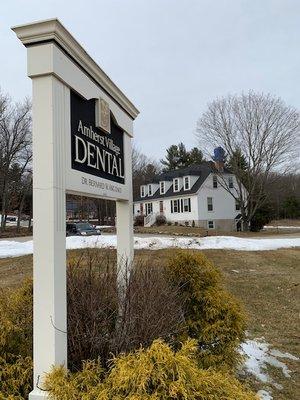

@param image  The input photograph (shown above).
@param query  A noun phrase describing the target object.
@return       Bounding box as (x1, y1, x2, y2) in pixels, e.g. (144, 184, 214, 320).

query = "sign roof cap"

(12, 18, 139, 120)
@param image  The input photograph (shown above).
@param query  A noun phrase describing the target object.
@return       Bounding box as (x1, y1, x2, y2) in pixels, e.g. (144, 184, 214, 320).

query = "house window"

(171, 198, 191, 213)
(184, 176, 190, 190)
(173, 178, 180, 192)
(148, 184, 152, 196)
(235, 199, 241, 211)
(141, 185, 145, 197)
(160, 181, 165, 195)
(145, 203, 153, 215)
(207, 220, 215, 229)
(207, 197, 213, 211)
(171, 199, 180, 213)
(213, 175, 218, 188)
(228, 176, 234, 188)
(174, 199, 180, 213)
(183, 198, 191, 212)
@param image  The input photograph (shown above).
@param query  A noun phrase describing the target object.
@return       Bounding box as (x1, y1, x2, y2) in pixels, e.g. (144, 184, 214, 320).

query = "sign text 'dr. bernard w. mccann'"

(71, 90, 125, 184)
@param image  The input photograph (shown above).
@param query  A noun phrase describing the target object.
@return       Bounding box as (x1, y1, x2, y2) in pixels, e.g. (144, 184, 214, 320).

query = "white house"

(133, 161, 243, 231)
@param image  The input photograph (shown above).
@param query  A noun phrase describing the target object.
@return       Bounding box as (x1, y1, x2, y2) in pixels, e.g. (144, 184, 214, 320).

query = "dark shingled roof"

(134, 162, 230, 202)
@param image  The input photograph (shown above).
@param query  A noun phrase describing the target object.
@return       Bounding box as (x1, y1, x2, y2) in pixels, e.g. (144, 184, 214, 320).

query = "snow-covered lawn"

(241, 339, 299, 399)
(0, 234, 299, 258)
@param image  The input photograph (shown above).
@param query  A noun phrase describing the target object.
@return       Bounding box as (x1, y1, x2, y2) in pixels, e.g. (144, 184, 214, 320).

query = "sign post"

(12, 19, 139, 399)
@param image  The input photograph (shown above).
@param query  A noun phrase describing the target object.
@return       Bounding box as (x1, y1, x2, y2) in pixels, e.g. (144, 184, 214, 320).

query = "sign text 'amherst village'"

(71, 91, 125, 184)
(75, 121, 124, 178)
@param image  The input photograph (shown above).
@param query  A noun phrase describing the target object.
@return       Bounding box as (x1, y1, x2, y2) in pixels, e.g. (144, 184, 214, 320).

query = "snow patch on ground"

(257, 390, 273, 400)
(241, 339, 299, 388)
(264, 225, 300, 230)
(0, 240, 33, 258)
(0, 235, 300, 259)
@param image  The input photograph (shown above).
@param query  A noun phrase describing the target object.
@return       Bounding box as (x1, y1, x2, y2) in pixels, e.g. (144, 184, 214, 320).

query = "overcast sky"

(1, 0, 299, 160)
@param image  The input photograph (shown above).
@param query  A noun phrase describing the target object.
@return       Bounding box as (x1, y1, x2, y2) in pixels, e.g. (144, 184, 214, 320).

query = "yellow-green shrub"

(0, 279, 33, 358)
(0, 355, 32, 400)
(44, 339, 257, 400)
(167, 251, 247, 369)
(0, 280, 33, 399)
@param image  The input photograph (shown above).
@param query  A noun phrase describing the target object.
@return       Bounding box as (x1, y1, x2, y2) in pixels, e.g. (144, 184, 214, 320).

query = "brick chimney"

(214, 160, 224, 172)
(213, 147, 225, 172)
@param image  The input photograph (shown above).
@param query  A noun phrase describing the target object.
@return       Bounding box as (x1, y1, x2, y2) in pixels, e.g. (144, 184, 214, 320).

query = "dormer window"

(141, 185, 146, 198)
(160, 181, 165, 195)
(173, 178, 180, 192)
(183, 176, 190, 190)
(148, 184, 152, 196)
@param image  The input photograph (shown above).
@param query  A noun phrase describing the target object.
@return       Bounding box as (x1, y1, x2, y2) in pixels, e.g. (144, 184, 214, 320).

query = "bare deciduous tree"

(0, 93, 32, 230)
(264, 171, 300, 220)
(15, 171, 32, 232)
(196, 91, 300, 229)
(132, 145, 161, 198)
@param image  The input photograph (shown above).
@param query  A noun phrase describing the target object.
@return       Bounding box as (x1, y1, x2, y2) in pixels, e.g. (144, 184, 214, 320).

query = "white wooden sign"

(12, 18, 139, 400)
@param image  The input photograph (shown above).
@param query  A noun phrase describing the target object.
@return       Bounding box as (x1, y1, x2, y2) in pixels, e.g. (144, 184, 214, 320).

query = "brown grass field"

(133, 224, 300, 237)
(0, 246, 299, 399)
(134, 218, 300, 237)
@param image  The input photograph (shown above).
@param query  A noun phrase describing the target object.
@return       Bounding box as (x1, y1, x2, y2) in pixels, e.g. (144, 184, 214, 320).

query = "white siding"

(133, 202, 141, 215)
(197, 174, 237, 220)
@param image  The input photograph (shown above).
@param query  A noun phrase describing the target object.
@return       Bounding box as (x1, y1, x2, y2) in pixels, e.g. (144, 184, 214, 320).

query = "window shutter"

(188, 198, 191, 212)
(180, 199, 183, 213)
(171, 200, 173, 213)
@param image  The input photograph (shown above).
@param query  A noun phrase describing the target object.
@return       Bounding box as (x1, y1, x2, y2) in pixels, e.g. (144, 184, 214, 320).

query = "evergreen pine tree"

(161, 143, 204, 171)
(282, 196, 300, 218)
(160, 144, 181, 170)
(188, 147, 204, 164)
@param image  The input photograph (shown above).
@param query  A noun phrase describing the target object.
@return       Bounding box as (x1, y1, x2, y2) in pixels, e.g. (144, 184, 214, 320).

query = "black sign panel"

(70, 90, 125, 184)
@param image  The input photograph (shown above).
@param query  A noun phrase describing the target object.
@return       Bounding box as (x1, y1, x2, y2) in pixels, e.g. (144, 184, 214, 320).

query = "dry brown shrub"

(67, 248, 184, 371)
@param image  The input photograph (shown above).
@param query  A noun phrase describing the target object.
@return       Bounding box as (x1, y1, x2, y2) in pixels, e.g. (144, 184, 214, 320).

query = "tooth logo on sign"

(96, 97, 111, 134)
